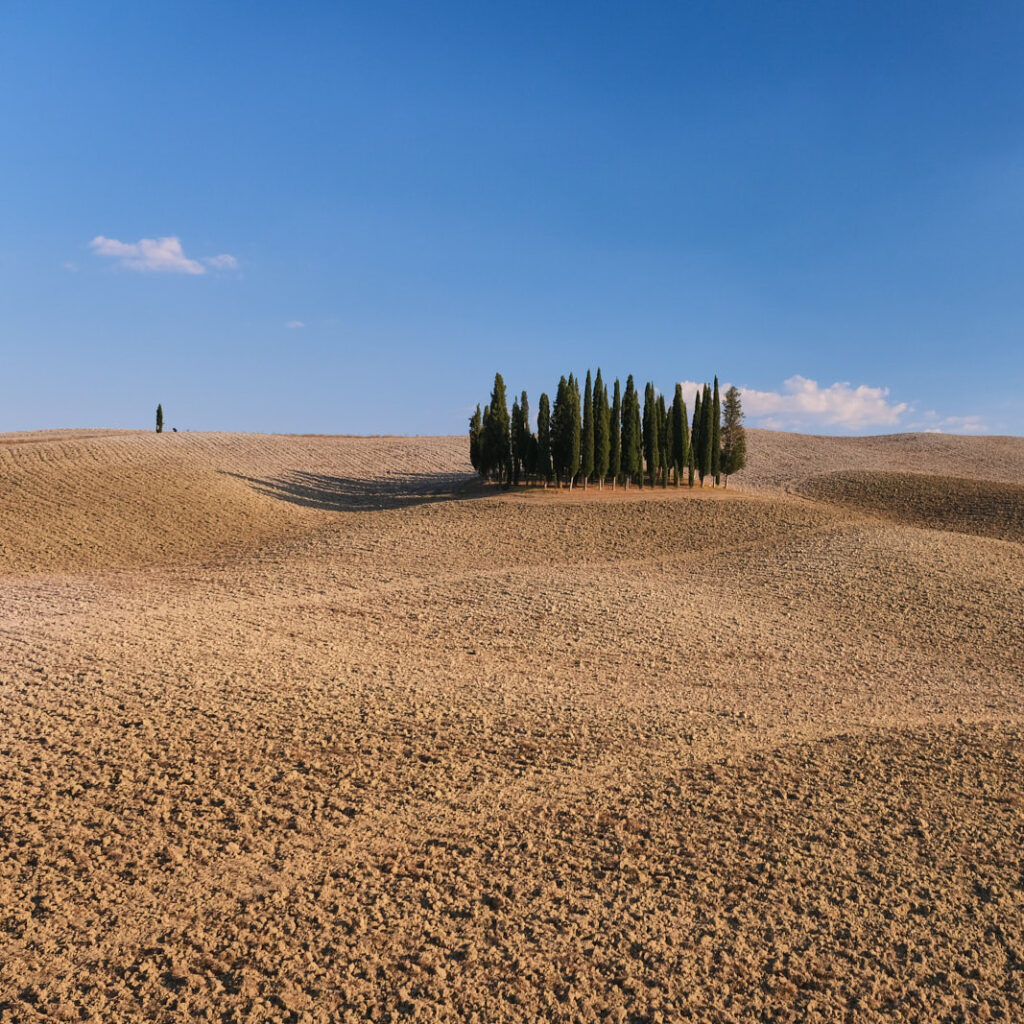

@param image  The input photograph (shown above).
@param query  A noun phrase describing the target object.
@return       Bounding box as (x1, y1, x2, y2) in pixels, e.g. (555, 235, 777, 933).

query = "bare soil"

(1, 428, 1022, 1023)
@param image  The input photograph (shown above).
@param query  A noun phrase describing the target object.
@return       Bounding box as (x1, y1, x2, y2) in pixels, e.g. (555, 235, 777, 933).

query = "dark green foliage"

(581, 370, 594, 487)
(510, 398, 522, 485)
(630, 383, 643, 486)
(517, 390, 534, 478)
(691, 388, 702, 472)
(699, 383, 713, 485)
(671, 384, 688, 481)
(620, 376, 641, 487)
(711, 376, 722, 486)
(594, 370, 610, 487)
(469, 404, 483, 472)
(483, 373, 511, 485)
(552, 375, 582, 488)
(609, 379, 621, 486)
(720, 385, 747, 486)
(472, 371, 749, 493)
(642, 383, 661, 487)
(156, 404, 163, 433)
(536, 392, 553, 484)
(657, 393, 669, 486)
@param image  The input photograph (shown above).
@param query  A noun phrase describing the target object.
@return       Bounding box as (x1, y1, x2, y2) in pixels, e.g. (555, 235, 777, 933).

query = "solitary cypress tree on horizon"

(155, 404, 163, 433)
(609, 379, 621, 488)
(594, 369, 610, 488)
(581, 370, 595, 488)
(711, 376, 722, 486)
(536, 392, 553, 485)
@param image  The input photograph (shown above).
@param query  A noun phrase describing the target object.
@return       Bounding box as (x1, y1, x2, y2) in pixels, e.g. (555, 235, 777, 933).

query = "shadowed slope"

(796, 471, 1024, 542)
(0, 431, 471, 572)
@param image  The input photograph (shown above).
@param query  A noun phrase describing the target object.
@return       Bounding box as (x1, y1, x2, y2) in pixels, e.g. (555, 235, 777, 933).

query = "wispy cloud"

(910, 412, 988, 434)
(285, 320, 305, 329)
(202, 253, 238, 270)
(88, 235, 236, 275)
(678, 375, 908, 432)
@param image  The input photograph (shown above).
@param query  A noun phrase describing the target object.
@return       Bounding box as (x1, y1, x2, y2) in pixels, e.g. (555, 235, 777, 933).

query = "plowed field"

(1, 428, 1022, 1023)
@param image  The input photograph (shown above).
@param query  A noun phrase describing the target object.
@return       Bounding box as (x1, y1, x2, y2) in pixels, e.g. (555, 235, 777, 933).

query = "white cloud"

(88, 235, 237, 275)
(677, 375, 908, 432)
(285, 320, 305, 329)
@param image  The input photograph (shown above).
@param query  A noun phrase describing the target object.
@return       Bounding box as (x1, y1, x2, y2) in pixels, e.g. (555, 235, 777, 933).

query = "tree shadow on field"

(223, 469, 483, 512)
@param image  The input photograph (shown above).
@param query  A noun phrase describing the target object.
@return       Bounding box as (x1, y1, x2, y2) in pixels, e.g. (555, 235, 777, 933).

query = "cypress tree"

(630, 383, 644, 487)
(581, 370, 594, 488)
(568, 374, 582, 488)
(643, 383, 660, 488)
(536, 392, 553, 485)
(594, 370, 610, 488)
(518, 390, 533, 479)
(155, 404, 163, 433)
(720, 385, 748, 487)
(671, 384, 688, 484)
(657, 393, 669, 486)
(687, 441, 696, 486)
(621, 376, 639, 488)
(711, 376, 722, 486)
(485, 373, 512, 486)
(691, 388, 702, 475)
(510, 398, 522, 486)
(609, 379, 621, 488)
(699, 383, 713, 485)
(469, 404, 483, 473)
(551, 376, 568, 486)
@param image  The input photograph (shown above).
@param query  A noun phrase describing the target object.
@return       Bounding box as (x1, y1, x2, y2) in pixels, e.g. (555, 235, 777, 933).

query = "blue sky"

(2, 1, 1022, 435)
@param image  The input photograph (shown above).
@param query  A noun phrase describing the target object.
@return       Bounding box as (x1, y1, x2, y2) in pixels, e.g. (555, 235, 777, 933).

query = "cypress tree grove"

(720, 385, 748, 487)
(485, 373, 512, 486)
(536, 392, 553, 485)
(581, 369, 595, 488)
(469, 404, 483, 473)
(609, 379, 621, 488)
(510, 398, 522, 486)
(699, 383, 713, 485)
(156, 404, 163, 433)
(657, 393, 670, 486)
(594, 370, 610, 488)
(711, 376, 722, 486)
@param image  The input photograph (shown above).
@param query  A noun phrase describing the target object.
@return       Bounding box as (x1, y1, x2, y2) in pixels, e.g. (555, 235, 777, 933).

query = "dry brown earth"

(1, 428, 1022, 1023)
